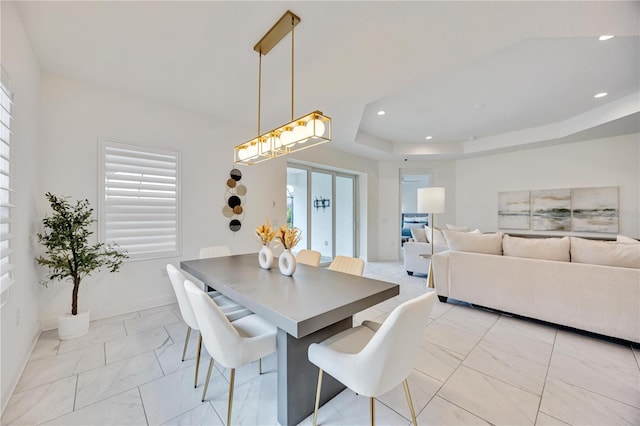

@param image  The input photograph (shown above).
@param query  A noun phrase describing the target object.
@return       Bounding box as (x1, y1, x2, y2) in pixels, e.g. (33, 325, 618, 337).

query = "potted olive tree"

(36, 192, 128, 340)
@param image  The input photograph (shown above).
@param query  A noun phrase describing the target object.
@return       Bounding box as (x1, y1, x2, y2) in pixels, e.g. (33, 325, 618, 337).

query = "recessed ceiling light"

(377, 110, 386, 116)
(594, 92, 608, 98)
(425, 136, 433, 140)
(599, 35, 615, 41)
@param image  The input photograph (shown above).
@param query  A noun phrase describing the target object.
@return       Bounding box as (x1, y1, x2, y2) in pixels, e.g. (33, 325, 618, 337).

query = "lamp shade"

(417, 187, 445, 214)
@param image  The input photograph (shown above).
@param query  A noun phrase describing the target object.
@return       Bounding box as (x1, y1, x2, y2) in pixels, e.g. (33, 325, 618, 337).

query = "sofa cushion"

(617, 235, 639, 244)
(571, 237, 640, 269)
(410, 226, 428, 243)
(445, 224, 469, 232)
(425, 226, 447, 246)
(443, 230, 503, 255)
(503, 235, 570, 262)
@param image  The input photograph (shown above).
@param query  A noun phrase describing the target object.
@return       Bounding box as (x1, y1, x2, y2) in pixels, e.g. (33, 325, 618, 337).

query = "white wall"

(37, 72, 286, 328)
(0, 1, 42, 412)
(456, 134, 640, 237)
(378, 161, 457, 260)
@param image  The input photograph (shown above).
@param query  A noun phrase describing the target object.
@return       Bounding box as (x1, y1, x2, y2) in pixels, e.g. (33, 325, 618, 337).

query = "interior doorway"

(399, 172, 432, 247)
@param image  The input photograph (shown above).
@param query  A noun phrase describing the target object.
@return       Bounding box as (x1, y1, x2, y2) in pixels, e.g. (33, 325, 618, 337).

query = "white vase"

(58, 309, 90, 340)
(259, 245, 274, 269)
(279, 249, 297, 276)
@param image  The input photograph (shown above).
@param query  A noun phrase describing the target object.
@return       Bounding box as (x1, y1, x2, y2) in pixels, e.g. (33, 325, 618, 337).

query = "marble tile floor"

(2, 260, 639, 425)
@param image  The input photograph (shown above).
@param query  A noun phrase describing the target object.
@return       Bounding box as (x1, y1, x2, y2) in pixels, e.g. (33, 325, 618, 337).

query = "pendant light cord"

(291, 18, 295, 121)
(258, 52, 262, 137)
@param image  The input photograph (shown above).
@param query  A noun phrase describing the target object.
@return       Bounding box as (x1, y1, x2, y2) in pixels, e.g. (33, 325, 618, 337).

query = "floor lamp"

(417, 187, 445, 289)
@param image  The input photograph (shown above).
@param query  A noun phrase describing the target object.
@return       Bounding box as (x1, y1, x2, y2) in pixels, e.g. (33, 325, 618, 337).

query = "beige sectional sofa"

(432, 232, 640, 343)
(403, 225, 474, 275)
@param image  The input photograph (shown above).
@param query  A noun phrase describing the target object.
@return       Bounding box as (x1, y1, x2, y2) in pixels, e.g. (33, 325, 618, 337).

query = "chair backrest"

(199, 245, 231, 259)
(327, 255, 365, 276)
(184, 280, 244, 368)
(296, 249, 321, 267)
(357, 291, 436, 396)
(166, 264, 200, 330)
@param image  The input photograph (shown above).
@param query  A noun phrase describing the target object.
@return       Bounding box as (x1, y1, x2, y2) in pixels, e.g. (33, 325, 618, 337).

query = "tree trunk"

(71, 276, 80, 316)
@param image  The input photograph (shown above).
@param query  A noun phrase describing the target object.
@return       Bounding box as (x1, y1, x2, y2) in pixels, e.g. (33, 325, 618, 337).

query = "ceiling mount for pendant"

(234, 10, 332, 166)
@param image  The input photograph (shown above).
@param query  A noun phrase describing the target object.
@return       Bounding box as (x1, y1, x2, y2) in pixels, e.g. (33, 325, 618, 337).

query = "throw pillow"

(503, 235, 570, 262)
(443, 230, 503, 255)
(410, 226, 427, 243)
(617, 235, 639, 244)
(570, 237, 640, 269)
(425, 226, 447, 246)
(445, 224, 470, 232)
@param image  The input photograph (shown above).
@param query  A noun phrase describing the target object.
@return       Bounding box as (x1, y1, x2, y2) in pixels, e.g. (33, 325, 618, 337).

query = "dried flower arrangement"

(256, 218, 276, 246)
(277, 225, 302, 250)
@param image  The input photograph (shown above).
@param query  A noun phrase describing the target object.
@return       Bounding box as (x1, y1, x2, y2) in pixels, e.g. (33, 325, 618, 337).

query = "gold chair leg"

(181, 326, 191, 361)
(201, 358, 214, 402)
(259, 357, 262, 374)
(370, 397, 375, 426)
(227, 368, 236, 426)
(403, 379, 418, 425)
(194, 333, 202, 388)
(313, 369, 323, 426)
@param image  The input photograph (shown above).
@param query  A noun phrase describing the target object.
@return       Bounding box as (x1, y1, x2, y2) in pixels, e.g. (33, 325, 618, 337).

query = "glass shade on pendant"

(234, 111, 331, 165)
(237, 143, 258, 161)
(306, 118, 325, 138)
(292, 122, 311, 144)
(280, 128, 295, 146)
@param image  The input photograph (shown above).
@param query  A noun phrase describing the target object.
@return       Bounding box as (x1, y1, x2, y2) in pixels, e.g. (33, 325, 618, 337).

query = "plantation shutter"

(0, 77, 14, 298)
(99, 140, 181, 261)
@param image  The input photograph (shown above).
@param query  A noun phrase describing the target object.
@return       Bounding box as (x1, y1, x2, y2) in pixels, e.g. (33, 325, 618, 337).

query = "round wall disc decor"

(227, 195, 241, 208)
(230, 169, 242, 181)
(222, 205, 234, 218)
(224, 169, 246, 232)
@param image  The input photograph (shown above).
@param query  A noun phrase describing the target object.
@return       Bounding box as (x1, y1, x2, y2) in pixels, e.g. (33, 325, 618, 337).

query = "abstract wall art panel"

(531, 189, 571, 231)
(571, 186, 618, 233)
(498, 191, 531, 229)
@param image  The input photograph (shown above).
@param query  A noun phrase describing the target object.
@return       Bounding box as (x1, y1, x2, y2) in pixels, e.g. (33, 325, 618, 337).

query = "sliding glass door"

(286, 165, 357, 263)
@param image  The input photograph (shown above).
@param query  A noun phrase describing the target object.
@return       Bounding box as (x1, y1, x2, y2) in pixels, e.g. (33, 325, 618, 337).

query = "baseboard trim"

(39, 294, 177, 331)
(1, 329, 40, 415)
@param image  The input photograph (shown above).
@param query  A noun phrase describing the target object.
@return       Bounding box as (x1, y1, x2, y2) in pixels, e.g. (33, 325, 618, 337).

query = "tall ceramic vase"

(259, 245, 274, 269)
(279, 249, 297, 276)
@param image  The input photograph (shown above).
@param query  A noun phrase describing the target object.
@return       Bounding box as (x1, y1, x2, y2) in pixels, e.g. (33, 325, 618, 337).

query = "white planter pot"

(58, 309, 90, 340)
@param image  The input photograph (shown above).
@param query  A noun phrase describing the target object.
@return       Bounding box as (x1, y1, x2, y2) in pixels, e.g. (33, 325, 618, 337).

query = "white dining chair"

(184, 280, 277, 425)
(296, 249, 322, 267)
(166, 264, 251, 388)
(308, 291, 437, 426)
(199, 245, 232, 259)
(327, 255, 365, 276)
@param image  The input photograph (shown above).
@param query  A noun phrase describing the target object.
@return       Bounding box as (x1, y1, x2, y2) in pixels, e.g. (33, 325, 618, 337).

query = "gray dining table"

(180, 253, 399, 426)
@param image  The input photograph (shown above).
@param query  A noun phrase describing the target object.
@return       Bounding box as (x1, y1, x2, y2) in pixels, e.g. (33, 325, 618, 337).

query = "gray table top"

(180, 253, 399, 338)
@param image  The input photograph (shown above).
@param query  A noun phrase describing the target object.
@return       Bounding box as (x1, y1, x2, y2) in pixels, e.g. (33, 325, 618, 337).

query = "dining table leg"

(276, 316, 353, 426)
